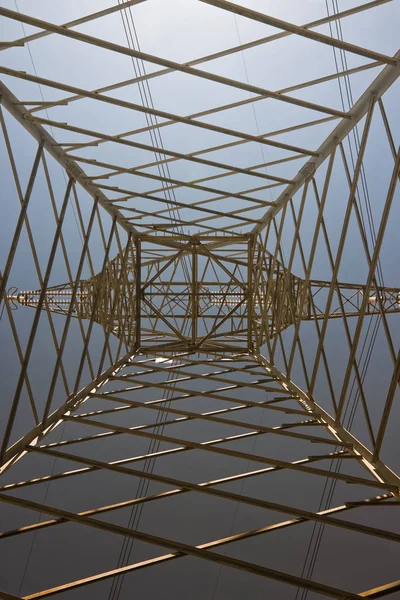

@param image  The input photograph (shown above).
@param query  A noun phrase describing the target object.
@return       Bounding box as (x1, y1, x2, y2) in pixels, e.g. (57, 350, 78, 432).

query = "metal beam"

(199, 0, 397, 65)
(0, 82, 138, 236)
(251, 48, 400, 234)
(254, 352, 400, 496)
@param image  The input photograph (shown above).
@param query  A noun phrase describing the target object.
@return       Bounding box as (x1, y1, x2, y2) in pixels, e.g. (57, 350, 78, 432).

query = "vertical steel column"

(135, 237, 141, 351)
(247, 237, 255, 351)
(192, 241, 198, 346)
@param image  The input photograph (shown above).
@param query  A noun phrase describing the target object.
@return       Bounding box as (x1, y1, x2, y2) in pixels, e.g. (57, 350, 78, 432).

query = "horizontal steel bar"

(0, 490, 361, 600)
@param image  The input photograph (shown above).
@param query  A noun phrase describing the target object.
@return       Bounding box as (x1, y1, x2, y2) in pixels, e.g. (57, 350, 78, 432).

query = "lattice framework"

(1, 2, 400, 599)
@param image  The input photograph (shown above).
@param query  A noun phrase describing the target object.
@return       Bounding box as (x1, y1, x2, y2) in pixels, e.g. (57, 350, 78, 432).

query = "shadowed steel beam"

(0, 354, 134, 474)
(360, 580, 400, 598)
(373, 349, 400, 460)
(22, 572, 400, 600)
(254, 352, 400, 497)
(0, 490, 363, 600)
(0, 421, 329, 494)
(24, 445, 400, 538)
(0, 452, 352, 538)
(60, 415, 393, 490)
(89, 391, 312, 430)
(0, 591, 22, 600)
(0, 494, 390, 597)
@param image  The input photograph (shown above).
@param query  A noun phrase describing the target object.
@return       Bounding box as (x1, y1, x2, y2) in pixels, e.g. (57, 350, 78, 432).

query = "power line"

(107, 5, 194, 598)
(295, 2, 385, 597)
(12, 0, 84, 246)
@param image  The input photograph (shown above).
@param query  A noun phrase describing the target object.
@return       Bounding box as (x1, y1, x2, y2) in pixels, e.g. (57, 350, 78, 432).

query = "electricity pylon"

(1, 2, 400, 600)
(7, 242, 400, 350)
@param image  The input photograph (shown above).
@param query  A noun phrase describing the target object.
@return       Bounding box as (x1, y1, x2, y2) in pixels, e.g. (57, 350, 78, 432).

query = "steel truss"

(0, 2, 400, 599)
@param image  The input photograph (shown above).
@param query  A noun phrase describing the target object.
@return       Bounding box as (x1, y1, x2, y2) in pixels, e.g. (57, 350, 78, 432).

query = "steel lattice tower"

(0, 2, 400, 599)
